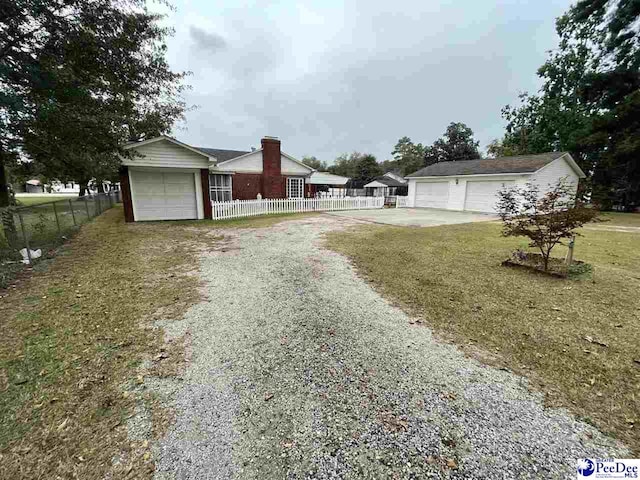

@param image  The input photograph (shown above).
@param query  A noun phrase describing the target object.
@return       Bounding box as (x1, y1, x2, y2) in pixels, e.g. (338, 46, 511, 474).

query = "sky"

(156, 0, 574, 164)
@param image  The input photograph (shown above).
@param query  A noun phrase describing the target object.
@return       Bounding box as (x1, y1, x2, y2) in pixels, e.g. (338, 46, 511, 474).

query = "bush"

(496, 178, 600, 271)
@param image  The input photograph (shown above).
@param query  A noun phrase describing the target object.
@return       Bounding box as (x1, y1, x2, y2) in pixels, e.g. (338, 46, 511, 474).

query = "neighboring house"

(364, 172, 408, 197)
(306, 171, 350, 197)
(405, 152, 586, 213)
(25, 179, 44, 193)
(120, 135, 314, 222)
(50, 181, 80, 194)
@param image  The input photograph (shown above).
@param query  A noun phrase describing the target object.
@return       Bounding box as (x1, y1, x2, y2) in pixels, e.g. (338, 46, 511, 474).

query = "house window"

(287, 177, 304, 198)
(209, 174, 232, 202)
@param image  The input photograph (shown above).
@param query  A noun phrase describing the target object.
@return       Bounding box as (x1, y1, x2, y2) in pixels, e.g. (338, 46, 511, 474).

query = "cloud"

(165, 0, 574, 163)
(189, 26, 227, 54)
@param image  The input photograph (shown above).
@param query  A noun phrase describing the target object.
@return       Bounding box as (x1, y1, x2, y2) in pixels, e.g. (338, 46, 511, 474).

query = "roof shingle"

(406, 152, 567, 177)
(197, 147, 251, 163)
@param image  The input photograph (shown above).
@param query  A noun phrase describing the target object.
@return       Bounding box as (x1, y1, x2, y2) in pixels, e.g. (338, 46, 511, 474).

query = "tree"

(391, 136, 426, 176)
(352, 154, 382, 186)
(486, 139, 522, 158)
(496, 0, 640, 210)
(301, 156, 327, 171)
(424, 122, 481, 165)
(496, 179, 599, 271)
(0, 0, 188, 204)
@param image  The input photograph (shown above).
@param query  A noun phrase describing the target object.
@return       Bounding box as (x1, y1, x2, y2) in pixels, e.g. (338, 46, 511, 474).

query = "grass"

(0, 206, 220, 478)
(0, 207, 322, 477)
(326, 221, 640, 453)
(598, 211, 640, 227)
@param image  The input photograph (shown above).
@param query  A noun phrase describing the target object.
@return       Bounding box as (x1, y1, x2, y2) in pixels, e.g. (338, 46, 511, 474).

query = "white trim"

(209, 173, 234, 202)
(286, 176, 305, 198)
(407, 172, 529, 180)
(537, 153, 586, 179)
(281, 152, 315, 173)
(216, 149, 314, 175)
(216, 148, 263, 167)
(123, 135, 215, 162)
(128, 168, 138, 221)
(194, 172, 204, 220)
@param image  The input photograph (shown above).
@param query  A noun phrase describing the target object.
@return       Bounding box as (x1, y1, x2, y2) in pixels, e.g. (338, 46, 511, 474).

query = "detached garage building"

(405, 152, 586, 213)
(119, 135, 313, 222)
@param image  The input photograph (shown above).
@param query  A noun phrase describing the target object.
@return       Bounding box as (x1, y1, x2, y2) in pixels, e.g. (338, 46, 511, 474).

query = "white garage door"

(464, 180, 514, 213)
(415, 181, 449, 209)
(130, 170, 197, 221)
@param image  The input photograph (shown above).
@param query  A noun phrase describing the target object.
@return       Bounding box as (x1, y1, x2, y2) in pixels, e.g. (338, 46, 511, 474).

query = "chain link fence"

(0, 190, 121, 288)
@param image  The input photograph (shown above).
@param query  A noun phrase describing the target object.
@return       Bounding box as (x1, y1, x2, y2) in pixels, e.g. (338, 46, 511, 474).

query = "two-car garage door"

(130, 170, 198, 221)
(413, 179, 515, 213)
(463, 180, 514, 212)
(414, 182, 449, 209)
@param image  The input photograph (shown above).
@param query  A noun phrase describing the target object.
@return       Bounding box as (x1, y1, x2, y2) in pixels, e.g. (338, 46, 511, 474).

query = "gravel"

(151, 215, 628, 479)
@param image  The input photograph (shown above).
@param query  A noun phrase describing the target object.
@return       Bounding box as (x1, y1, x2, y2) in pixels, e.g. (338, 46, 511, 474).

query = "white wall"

(215, 151, 262, 173)
(281, 155, 312, 175)
(125, 139, 210, 169)
(529, 157, 580, 195)
(408, 174, 532, 211)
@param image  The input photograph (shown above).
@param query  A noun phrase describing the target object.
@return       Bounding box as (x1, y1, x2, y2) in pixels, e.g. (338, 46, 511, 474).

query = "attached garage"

(129, 170, 199, 221)
(415, 181, 449, 209)
(463, 180, 514, 213)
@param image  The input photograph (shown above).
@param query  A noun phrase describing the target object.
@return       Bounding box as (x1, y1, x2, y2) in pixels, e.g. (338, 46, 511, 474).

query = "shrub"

(496, 178, 600, 271)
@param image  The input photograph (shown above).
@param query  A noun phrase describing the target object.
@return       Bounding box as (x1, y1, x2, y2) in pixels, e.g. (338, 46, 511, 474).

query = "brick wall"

(232, 173, 263, 200)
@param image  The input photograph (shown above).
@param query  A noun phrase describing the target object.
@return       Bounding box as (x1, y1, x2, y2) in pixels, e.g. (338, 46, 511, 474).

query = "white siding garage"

(464, 180, 514, 213)
(415, 181, 449, 208)
(130, 170, 198, 221)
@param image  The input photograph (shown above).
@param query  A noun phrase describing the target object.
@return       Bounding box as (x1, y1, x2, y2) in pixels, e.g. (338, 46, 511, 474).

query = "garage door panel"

(130, 170, 198, 221)
(415, 182, 449, 209)
(464, 180, 514, 213)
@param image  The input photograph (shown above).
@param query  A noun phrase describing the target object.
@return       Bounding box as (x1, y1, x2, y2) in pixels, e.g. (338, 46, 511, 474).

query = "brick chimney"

(261, 136, 284, 198)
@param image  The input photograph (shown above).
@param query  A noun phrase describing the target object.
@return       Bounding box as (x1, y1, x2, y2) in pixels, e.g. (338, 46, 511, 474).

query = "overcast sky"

(157, 0, 573, 163)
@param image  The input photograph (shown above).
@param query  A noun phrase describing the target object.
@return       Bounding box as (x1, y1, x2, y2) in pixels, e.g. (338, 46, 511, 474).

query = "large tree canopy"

(495, 0, 639, 210)
(328, 152, 382, 187)
(424, 122, 481, 166)
(0, 0, 188, 204)
(390, 136, 426, 176)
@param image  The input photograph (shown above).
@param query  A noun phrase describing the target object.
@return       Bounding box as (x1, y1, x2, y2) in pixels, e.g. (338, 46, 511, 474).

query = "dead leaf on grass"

(264, 392, 274, 401)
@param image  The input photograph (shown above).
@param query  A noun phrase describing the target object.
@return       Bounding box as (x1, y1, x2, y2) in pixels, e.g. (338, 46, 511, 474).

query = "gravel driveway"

(151, 215, 626, 479)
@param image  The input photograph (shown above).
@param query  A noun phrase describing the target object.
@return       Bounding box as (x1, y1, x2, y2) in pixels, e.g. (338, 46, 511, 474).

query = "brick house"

(119, 136, 314, 222)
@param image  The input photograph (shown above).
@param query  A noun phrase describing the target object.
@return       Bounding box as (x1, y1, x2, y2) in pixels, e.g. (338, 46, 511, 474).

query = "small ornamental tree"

(496, 179, 599, 271)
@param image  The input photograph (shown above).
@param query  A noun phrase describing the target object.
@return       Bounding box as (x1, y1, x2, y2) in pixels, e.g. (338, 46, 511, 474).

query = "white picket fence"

(395, 196, 410, 208)
(211, 196, 384, 220)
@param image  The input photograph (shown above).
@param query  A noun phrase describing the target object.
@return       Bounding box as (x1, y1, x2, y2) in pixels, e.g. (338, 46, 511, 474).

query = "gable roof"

(123, 135, 214, 160)
(407, 152, 570, 178)
(197, 147, 251, 162)
(367, 175, 406, 187)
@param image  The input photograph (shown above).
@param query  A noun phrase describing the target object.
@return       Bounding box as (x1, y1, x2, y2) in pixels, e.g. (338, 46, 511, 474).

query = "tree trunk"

(78, 181, 90, 197)
(0, 146, 10, 208)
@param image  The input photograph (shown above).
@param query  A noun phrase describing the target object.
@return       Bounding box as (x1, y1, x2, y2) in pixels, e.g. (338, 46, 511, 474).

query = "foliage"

(390, 136, 426, 176)
(496, 178, 600, 271)
(0, 0, 188, 203)
(496, 0, 640, 210)
(424, 122, 480, 166)
(328, 152, 382, 186)
(301, 156, 328, 171)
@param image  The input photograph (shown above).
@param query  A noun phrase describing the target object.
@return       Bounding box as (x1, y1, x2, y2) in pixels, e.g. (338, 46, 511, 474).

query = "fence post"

(17, 211, 32, 265)
(52, 201, 61, 234)
(69, 199, 77, 225)
(84, 196, 91, 219)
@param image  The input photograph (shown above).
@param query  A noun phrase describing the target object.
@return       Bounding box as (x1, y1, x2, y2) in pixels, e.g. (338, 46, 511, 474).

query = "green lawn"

(326, 220, 640, 453)
(599, 211, 640, 227)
